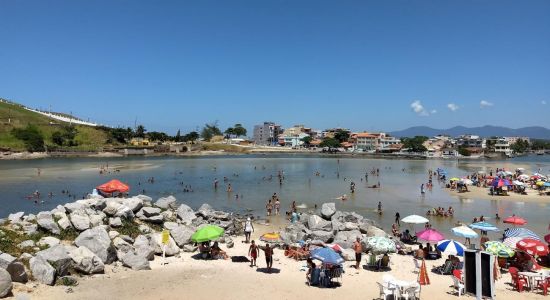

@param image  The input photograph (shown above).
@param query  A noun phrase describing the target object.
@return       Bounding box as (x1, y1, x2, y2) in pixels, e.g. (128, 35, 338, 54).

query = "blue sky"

(1, 0, 549, 134)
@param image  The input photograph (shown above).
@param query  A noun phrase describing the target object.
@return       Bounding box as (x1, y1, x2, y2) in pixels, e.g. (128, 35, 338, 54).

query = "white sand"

(15, 225, 545, 300)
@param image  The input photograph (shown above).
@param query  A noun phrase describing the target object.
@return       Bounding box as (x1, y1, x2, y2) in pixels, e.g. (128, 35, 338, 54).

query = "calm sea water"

(1, 154, 549, 238)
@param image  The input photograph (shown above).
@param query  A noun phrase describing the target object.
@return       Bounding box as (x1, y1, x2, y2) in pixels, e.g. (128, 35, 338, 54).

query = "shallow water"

(1, 154, 549, 238)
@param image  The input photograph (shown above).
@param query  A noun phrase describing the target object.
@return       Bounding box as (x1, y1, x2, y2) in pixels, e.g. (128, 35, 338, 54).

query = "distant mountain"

(390, 125, 550, 139)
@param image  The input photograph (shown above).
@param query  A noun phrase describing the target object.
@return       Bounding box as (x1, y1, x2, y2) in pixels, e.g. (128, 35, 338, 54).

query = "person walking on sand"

(261, 243, 274, 272)
(244, 218, 254, 243)
(248, 240, 259, 267)
(353, 237, 363, 270)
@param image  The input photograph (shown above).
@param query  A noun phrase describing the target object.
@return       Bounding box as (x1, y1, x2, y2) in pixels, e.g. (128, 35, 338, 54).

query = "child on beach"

(249, 240, 259, 267)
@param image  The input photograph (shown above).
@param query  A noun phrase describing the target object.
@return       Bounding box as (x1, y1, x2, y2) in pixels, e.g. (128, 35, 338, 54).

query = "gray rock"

(57, 217, 72, 231)
(161, 210, 175, 221)
(109, 217, 122, 228)
(7, 262, 28, 283)
(133, 235, 155, 260)
(197, 203, 214, 218)
(344, 212, 364, 223)
(365, 225, 387, 238)
(135, 194, 152, 202)
(36, 245, 72, 276)
(343, 222, 359, 231)
(331, 219, 345, 231)
(36, 212, 61, 235)
(21, 223, 38, 235)
(169, 226, 194, 247)
(154, 195, 177, 209)
(0, 268, 12, 297)
(210, 211, 230, 220)
(37, 237, 61, 248)
(307, 215, 332, 231)
(108, 230, 120, 240)
(138, 224, 152, 234)
(114, 205, 134, 219)
(58, 275, 78, 286)
(8, 212, 24, 223)
(163, 222, 179, 231)
(113, 237, 133, 254)
(182, 244, 197, 252)
(69, 211, 91, 231)
(64, 202, 84, 213)
(152, 233, 180, 256)
(141, 214, 164, 224)
(122, 197, 143, 213)
(121, 252, 150, 271)
(310, 230, 334, 243)
(119, 235, 134, 244)
(17, 240, 35, 249)
(176, 204, 196, 225)
(321, 203, 336, 220)
(74, 227, 117, 264)
(334, 230, 362, 249)
(340, 248, 356, 261)
(88, 214, 104, 227)
(69, 246, 104, 274)
(51, 204, 67, 214)
(139, 207, 161, 217)
(24, 214, 36, 222)
(0, 253, 16, 270)
(18, 253, 33, 260)
(30, 255, 56, 285)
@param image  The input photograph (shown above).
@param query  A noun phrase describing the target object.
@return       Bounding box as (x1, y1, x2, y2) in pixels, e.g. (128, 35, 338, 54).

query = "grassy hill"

(0, 100, 111, 151)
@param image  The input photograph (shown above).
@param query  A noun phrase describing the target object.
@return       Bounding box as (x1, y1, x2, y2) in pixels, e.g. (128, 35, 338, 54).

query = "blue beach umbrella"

(437, 240, 466, 256)
(310, 247, 345, 265)
(503, 228, 542, 241)
(469, 222, 499, 232)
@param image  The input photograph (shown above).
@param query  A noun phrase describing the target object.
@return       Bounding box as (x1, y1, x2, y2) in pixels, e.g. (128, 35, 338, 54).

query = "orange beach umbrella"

(97, 179, 129, 194)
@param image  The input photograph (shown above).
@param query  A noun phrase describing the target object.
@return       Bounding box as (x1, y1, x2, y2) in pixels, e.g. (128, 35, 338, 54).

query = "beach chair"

(451, 275, 465, 296)
(509, 267, 528, 292)
(401, 285, 419, 300)
(377, 282, 396, 300)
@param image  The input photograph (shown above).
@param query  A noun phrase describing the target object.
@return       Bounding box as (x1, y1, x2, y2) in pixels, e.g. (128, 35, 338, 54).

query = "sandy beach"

(13, 224, 544, 300)
(448, 184, 550, 204)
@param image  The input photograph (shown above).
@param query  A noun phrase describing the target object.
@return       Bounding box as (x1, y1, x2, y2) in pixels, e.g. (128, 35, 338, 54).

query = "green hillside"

(0, 100, 112, 151)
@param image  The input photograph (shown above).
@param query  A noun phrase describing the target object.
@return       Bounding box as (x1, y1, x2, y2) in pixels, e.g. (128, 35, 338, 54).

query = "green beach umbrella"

(484, 241, 515, 258)
(191, 225, 225, 243)
(365, 237, 397, 254)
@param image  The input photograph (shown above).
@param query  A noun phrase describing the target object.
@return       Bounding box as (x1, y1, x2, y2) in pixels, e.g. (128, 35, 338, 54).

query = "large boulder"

(121, 252, 150, 271)
(176, 204, 196, 225)
(321, 203, 336, 220)
(163, 222, 179, 231)
(343, 212, 364, 223)
(113, 237, 134, 260)
(21, 223, 38, 235)
(57, 216, 72, 230)
(36, 245, 72, 276)
(89, 214, 105, 227)
(133, 235, 155, 261)
(210, 211, 230, 220)
(334, 230, 362, 249)
(6, 261, 28, 283)
(74, 227, 117, 264)
(331, 219, 345, 231)
(69, 211, 91, 231)
(169, 225, 194, 247)
(307, 215, 332, 231)
(365, 225, 387, 238)
(197, 204, 214, 218)
(102, 199, 122, 216)
(36, 212, 60, 235)
(69, 246, 104, 274)
(0, 268, 12, 298)
(114, 205, 134, 219)
(109, 217, 122, 228)
(310, 230, 334, 243)
(340, 248, 356, 261)
(30, 255, 56, 285)
(122, 197, 143, 213)
(7, 212, 24, 223)
(154, 196, 177, 209)
(139, 207, 161, 217)
(64, 202, 84, 213)
(152, 233, 180, 256)
(0, 253, 16, 270)
(343, 222, 359, 231)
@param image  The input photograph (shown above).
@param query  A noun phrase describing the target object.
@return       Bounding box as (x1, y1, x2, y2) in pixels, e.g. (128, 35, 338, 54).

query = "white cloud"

(410, 100, 429, 116)
(447, 103, 459, 111)
(430, 109, 437, 114)
(480, 100, 494, 108)
(542, 100, 547, 105)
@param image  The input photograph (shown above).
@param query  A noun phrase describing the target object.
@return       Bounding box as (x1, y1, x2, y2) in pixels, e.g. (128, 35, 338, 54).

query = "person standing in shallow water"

(377, 201, 382, 215)
(395, 212, 400, 226)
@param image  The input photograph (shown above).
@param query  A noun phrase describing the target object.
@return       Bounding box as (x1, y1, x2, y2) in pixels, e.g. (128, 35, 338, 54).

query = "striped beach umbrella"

(437, 240, 466, 256)
(484, 241, 515, 258)
(452, 226, 479, 239)
(503, 237, 523, 249)
(469, 222, 499, 232)
(365, 237, 396, 254)
(503, 228, 542, 241)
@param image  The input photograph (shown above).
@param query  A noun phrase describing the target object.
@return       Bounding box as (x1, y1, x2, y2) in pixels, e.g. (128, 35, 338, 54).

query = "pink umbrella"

(416, 228, 445, 242)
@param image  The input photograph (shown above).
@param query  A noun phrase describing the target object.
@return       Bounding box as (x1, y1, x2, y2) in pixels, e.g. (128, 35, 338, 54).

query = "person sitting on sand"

(306, 258, 317, 285)
(248, 240, 259, 267)
(210, 241, 229, 260)
(414, 245, 425, 259)
(391, 223, 401, 238)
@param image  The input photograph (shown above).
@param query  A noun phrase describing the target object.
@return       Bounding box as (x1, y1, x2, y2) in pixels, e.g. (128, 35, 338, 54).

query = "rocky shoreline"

(0, 195, 391, 298)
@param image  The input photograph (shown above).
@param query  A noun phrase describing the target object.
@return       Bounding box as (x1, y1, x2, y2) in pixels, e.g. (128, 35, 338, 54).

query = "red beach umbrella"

(97, 179, 130, 194)
(545, 234, 550, 244)
(516, 238, 549, 256)
(503, 215, 528, 226)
